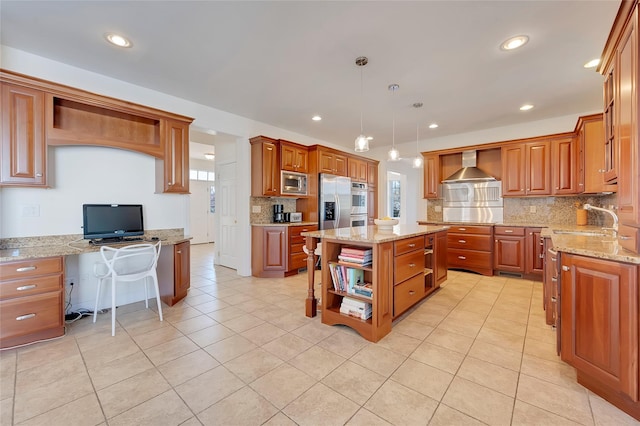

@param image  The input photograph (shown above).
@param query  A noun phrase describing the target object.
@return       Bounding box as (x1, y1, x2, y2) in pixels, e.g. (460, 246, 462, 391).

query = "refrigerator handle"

(334, 194, 340, 228)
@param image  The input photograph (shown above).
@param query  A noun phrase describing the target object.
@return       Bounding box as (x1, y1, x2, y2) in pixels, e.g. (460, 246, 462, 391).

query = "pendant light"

(387, 84, 400, 161)
(412, 102, 423, 168)
(354, 56, 369, 152)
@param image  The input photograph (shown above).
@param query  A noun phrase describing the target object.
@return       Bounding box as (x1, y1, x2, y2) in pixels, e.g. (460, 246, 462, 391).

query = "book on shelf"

(337, 254, 372, 265)
(340, 246, 373, 257)
(353, 282, 373, 298)
(329, 263, 369, 293)
(341, 296, 372, 310)
(339, 304, 372, 320)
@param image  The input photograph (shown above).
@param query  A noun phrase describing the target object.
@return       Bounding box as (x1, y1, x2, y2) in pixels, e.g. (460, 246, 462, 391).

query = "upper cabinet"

(1, 84, 46, 186)
(318, 148, 347, 176)
(0, 70, 194, 193)
(579, 114, 616, 194)
(502, 140, 551, 197)
(280, 140, 308, 173)
(423, 153, 440, 199)
(348, 157, 367, 182)
(250, 136, 280, 197)
(600, 0, 639, 253)
(552, 136, 579, 195)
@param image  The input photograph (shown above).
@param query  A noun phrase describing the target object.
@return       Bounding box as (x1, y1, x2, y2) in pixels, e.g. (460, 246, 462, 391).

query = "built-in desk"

(0, 229, 191, 348)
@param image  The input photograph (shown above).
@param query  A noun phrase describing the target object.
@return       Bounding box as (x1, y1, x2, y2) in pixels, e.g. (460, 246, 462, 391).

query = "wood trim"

(598, 0, 638, 75)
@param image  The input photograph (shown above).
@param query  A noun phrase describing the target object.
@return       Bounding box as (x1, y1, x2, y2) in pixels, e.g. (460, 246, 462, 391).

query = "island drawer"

(494, 226, 526, 236)
(447, 249, 492, 270)
(0, 257, 63, 281)
(0, 274, 63, 299)
(394, 249, 424, 284)
(0, 291, 64, 341)
(394, 236, 424, 256)
(394, 274, 424, 317)
(447, 225, 492, 235)
(447, 234, 492, 251)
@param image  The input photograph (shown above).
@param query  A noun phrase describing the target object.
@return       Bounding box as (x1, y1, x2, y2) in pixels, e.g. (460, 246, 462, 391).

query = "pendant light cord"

(360, 66, 364, 134)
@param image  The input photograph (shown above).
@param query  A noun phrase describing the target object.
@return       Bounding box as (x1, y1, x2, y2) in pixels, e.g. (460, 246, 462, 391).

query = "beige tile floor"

(1, 243, 639, 425)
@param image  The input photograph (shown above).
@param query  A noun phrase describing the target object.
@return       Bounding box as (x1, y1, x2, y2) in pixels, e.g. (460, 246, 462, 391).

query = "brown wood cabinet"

(158, 241, 191, 306)
(251, 225, 287, 277)
(600, 1, 640, 253)
(288, 224, 318, 274)
(157, 119, 189, 193)
(250, 136, 280, 197)
(502, 140, 551, 197)
(318, 148, 347, 176)
(423, 153, 440, 199)
(542, 237, 559, 331)
(525, 227, 544, 276)
(560, 253, 639, 416)
(280, 140, 308, 173)
(367, 185, 378, 226)
(552, 136, 579, 195)
(367, 162, 378, 187)
(0, 257, 64, 348)
(579, 114, 616, 193)
(494, 226, 526, 272)
(1, 84, 46, 187)
(348, 157, 367, 182)
(447, 225, 493, 276)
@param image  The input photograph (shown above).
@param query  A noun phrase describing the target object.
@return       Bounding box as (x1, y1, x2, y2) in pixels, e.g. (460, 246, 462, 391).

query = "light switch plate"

(529, 206, 537, 213)
(251, 205, 261, 213)
(434, 205, 442, 212)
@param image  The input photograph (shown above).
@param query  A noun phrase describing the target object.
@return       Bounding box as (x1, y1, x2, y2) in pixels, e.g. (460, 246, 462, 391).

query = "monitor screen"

(82, 204, 144, 240)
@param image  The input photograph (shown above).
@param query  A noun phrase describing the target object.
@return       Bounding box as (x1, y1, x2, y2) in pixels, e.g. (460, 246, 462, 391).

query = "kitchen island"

(302, 224, 448, 342)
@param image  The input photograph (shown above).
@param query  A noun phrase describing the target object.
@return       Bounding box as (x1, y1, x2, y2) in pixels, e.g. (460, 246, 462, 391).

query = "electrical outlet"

(529, 206, 536, 213)
(252, 205, 261, 213)
(434, 205, 442, 212)
(21, 204, 40, 217)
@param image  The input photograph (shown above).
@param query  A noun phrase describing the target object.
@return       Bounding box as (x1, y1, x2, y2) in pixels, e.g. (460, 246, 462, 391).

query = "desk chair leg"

(93, 278, 102, 323)
(152, 272, 163, 321)
(144, 277, 149, 309)
(111, 277, 117, 336)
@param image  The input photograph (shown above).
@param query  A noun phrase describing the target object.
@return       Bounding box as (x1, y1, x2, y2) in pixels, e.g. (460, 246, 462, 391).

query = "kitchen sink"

(552, 230, 609, 236)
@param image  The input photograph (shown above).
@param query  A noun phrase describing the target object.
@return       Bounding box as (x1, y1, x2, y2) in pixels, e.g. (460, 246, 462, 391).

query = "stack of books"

(338, 246, 372, 267)
(339, 296, 372, 320)
(328, 263, 367, 294)
(352, 281, 373, 298)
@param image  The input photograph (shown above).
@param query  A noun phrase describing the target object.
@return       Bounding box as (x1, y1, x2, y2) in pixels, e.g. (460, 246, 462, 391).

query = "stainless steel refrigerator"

(319, 173, 352, 230)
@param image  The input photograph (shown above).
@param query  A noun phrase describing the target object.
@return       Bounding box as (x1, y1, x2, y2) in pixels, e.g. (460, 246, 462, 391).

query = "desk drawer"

(0, 291, 63, 341)
(0, 274, 63, 299)
(394, 236, 424, 256)
(447, 234, 492, 251)
(394, 249, 424, 284)
(447, 249, 492, 270)
(0, 257, 63, 281)
(394, 274, 424, 317)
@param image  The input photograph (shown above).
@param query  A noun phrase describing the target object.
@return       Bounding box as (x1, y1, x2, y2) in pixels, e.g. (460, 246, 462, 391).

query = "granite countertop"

(301, 224, 449, 244)
(417, 220, 550, 228)
(251, 221, 318, 227)
(541, 227, 640, 265)
(0, 229, 190, 262)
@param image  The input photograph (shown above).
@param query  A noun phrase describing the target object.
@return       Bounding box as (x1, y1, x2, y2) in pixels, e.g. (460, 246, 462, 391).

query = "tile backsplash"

(425, 193, 617, 227)
(250, 197, 298, 224)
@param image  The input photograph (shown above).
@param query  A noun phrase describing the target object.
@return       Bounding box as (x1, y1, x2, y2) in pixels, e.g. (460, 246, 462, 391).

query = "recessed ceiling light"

(312, 115, 322, 121)
(520, 104, 534, 111)
(105, 33, 132, 48)
(428, 123, 439, 129)
(204, 153, 215, 160)
(583, 58, 600, 69)
(500, 35, 529, 51)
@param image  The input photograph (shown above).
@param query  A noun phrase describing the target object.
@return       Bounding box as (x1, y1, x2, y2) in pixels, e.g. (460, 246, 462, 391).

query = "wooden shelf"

(325, 306, 373, 325)
(424, 268, 433, 276)
(335, 261, 373, 271)
(328, 289, 372, 303)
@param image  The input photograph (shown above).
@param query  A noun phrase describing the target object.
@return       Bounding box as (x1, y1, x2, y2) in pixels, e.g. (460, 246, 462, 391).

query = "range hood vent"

(442, 150, 496, 182)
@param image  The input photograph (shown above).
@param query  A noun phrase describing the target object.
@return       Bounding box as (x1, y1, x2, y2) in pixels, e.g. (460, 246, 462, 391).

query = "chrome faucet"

(583, 204, 618, 236)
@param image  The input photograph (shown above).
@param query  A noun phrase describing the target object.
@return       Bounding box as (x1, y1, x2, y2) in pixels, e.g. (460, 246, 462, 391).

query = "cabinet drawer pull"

(539, 254, 544, 259)
(16, 313, 36, 321)
(35, 173, 43, 177)
(409, 290, 416, 295)
(458, 256, 466, 260)
(562, 266, 570, 271)
(408, 243, 416, 248)
(16, 285, 37, 291)
(551, 277, 557, 282)
(16, 266, 37, 272)
(458, 228, 466, 231)
(177, 250, 182, 254)
(619, 235, 632, 240)
(551, 257, 556, 262)
(504, 229, 514, 233)
(548, 248, 557, 256)
(551, 296, 557, 302)
(458, 239, 466, 244)
(409, 263, 416, 268)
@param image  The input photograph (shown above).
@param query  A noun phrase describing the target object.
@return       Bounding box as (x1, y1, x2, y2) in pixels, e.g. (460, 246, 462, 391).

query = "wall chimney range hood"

(442, 150, 496, 182)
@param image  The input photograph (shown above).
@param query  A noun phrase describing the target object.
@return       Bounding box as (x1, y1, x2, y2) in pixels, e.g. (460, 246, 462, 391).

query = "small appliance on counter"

(273, 204, 285, 223)
(290, 212, 303, 223)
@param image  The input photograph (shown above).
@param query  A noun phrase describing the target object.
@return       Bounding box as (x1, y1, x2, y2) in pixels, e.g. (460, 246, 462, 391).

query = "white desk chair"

(302, 242, 322, 269)
(93, 241, 163, 336)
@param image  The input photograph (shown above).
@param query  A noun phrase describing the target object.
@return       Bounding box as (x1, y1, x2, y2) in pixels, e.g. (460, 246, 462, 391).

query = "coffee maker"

(273, 204, 285, 223)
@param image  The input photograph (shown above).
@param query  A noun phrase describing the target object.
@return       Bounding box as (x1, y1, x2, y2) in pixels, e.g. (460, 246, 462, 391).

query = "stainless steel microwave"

(281, 171, 308, 196)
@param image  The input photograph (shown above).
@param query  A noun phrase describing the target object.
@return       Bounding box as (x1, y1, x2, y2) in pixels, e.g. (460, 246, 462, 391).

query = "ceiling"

(0, 1, 620, 152)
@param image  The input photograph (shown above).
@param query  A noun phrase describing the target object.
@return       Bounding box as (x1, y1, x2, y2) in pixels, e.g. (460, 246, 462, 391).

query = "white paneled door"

(189, 180, 214, 244)
(217, 162, 237, 269)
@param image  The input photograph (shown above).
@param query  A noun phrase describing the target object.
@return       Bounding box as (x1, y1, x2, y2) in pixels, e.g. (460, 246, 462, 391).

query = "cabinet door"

(281, 143, 297, 172)
(526, 228, 544, 275)
(263, 227, 286, 270)
(434, 230, 448, 286)
(616, 16, 638, 227)
(174, 241, 191, 299)
(583, 116, 613, 193)
(263, 142, 279, 196)
(423, 154, 440, 199)
(1, 84, 46, 186)
(501, 145, 526, 196)
(526, 141, 551, 195)
(603, 66, 617, 183)
(367, 162, 378, 186)
(560, 254, 638, 401)
(552, 137, 578, 195)
(334, 153, 348, 176)
(295, 148, 308, 173)
(162, 120, 190, 193)
(494, 236, 525, 272)
(367, 186, 377, 225)
(318, 150, 335, 174)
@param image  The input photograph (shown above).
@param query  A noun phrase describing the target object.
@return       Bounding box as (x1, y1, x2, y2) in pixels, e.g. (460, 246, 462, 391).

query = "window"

(190, 169, 215, 182)
(388, 172, 401, 219)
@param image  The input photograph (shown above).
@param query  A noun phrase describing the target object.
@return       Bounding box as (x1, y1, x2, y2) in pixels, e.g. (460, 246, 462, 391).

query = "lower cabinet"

(158, 241, 191, 306)
(252, 226, 286, 277)
(494, 226, 543, 279)
(0, 256, 65, 348)
(560, 253, 639, 417)
(447, 225, 493, 276)
(288, 224, 318, 275)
